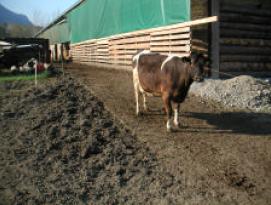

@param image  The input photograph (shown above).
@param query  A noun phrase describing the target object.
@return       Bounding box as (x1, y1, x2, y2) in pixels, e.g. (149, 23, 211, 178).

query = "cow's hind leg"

(133, 69, 140, 116)
(173, 103, 180, 128)
(162, 93, 173, 132)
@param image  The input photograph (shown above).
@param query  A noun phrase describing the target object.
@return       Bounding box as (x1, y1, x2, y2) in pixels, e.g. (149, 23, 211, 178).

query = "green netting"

(40, 0, 190, 44)
(68, 0, 190, 43)
(39, 21, 70, 44)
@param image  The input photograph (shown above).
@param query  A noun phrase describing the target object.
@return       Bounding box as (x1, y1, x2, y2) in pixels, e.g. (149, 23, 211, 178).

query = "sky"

(0, 0, 79, 26)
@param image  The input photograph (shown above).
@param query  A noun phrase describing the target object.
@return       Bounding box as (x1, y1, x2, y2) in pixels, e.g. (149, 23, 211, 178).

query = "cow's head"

(190, 52, 211, 82)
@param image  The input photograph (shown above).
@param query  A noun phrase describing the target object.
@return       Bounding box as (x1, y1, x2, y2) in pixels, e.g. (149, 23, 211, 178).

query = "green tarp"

(68, 0, 190, 43)
(40, 0, 190, 44)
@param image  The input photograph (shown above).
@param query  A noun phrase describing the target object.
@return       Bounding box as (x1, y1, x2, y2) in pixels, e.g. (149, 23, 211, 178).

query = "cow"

(132, 50, 211, 132)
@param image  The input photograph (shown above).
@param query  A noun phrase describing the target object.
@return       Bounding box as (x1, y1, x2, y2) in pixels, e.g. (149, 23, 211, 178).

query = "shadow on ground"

(183, 111, 271, 136)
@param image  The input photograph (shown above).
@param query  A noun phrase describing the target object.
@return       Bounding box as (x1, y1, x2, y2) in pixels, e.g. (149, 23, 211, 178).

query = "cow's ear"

(182, 57, 191, 63)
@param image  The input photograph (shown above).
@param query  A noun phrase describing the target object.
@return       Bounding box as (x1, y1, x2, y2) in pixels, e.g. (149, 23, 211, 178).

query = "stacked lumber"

(71, 27, 191, 68)
(109, 34, 151, 66)
(150, 27, 190, 56)
(70, 16, 217, 69)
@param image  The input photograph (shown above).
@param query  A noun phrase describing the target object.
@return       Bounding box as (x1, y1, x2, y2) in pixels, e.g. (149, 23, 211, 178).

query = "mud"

(0, 64, 271, 205)
(0, 77, 177, 205)
(69, 64, 271, 205)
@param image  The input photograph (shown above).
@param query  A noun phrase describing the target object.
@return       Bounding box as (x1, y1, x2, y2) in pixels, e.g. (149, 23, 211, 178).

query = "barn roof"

(34, 0, 85, 37)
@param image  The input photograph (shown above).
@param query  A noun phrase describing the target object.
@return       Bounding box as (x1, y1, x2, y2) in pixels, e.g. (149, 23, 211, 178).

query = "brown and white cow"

(132, 50, 211, 132)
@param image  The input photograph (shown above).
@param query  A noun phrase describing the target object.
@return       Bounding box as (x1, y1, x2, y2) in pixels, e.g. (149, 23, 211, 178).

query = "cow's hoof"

(167, 127, 173, 132)
(144, 107, 150, 112)
(180, 123, 188, 128)
(160, 108, 166, 114)
(136, 111, 143, 116)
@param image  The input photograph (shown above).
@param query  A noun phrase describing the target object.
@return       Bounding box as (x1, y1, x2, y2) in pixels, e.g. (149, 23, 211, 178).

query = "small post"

(61, 44, 64, 76)
(35, 49, 40, 86)
(35, 64, 37, 86)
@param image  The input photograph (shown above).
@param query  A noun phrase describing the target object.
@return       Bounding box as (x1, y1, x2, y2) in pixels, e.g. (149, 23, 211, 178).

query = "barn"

(35, 0, 271, 78)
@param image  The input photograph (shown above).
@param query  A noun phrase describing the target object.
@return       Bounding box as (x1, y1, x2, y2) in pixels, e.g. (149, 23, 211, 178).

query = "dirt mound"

(190, 75, 271, 112)
(1, 73, 271, 205)
(0, 77, 178, 205)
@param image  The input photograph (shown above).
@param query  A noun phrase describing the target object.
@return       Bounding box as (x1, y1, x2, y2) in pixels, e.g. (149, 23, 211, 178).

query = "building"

(36, 0, 271, 78)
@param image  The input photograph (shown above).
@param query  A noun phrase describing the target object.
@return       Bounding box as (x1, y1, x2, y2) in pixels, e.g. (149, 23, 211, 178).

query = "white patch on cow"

(132, 50, 151, 69)
(132, 50, 151, 115)
(133, 68, 140, 115)
(174, 108, 179, 127)
(10, 65, 17, 72)
(142, 93, 148, 111)
(161, 55, 180, 70)
(167, 119, 172, 132)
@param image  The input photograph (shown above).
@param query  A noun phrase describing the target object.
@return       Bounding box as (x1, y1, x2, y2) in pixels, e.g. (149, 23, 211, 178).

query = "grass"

(0, 71, 49, 83)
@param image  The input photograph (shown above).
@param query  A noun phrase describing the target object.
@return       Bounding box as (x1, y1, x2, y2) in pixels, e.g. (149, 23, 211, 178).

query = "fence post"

(209, 0, 220, 78)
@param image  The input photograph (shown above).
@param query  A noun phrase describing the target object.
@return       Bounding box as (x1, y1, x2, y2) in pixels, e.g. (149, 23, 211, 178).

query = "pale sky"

(0, 0, 79, 26)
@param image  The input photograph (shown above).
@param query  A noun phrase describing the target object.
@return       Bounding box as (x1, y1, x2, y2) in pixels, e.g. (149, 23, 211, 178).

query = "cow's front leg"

(173, 103, 180, 128)
(162, 93, 173, 132)
(142, 93, 149, 112)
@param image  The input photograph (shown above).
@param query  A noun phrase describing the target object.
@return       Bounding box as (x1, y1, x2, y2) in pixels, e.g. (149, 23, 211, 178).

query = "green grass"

(0, 71, 49, 83)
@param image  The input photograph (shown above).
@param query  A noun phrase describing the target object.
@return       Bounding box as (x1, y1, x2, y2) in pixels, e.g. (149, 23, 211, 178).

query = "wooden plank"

(220, 22, 271, 33)
(220, 55, 271, 63)
(157, 52, 190, 56)
(151, 27, 190, 36)
(220, 38, 271, 47)
(221, 45, 271, 55)
(109, 35, 151, 45)
(150, 40, 190, 46)
(220, 62, 271, 72)
(191, 39, 208, 47)
(210, 0, 220, 78)
(97, 40, 109, 44)
(151, 33, 191, 41)
(109, 43, 150, 50)
(192, 45, 208, 52)
(220, 13, 271, 25)
(150, 45, 190, 52)
(219, 71, 271, 78)
(221, 29, 271, 40)
(109, 50, 137, 55)
(221, 5, 271, 18)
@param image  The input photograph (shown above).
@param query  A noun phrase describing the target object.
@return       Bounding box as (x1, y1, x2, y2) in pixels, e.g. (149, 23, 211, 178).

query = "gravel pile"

(190, 75, 271, 113)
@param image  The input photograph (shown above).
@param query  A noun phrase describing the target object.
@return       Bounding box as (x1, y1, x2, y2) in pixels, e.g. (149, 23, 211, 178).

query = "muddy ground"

(0, 65, 270, 205)
(69, 64, 271, 204)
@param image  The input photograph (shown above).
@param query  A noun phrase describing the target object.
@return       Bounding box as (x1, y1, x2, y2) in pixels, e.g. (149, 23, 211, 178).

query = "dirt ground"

(68, 64, 271, 204)
(0, 64, 270, 205)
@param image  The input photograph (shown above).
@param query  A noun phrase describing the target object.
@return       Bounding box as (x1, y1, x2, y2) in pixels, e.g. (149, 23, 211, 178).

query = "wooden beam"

(209, 0, 220, 78)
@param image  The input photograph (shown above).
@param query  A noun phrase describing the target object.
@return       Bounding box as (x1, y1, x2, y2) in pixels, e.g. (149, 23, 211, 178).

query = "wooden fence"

(71, 16, 217, 70)
(220, 0, 271, 77)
